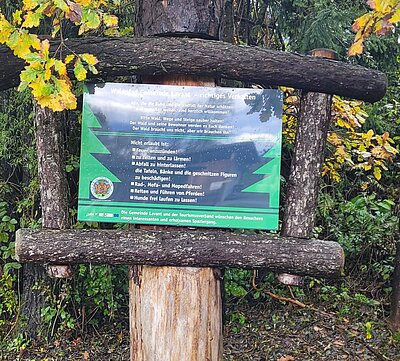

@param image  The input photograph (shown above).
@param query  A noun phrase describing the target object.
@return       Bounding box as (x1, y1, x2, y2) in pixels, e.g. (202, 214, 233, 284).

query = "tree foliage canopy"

(0, 0, 118, 111)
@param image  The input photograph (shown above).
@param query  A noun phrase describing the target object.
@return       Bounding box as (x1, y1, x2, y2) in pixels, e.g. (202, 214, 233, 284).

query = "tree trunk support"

(19, 105, 71, 339)
(34, 105, 72, 280)
(389, 239, 400, 331)
(279, 49, 338, 286)
(130, 4, 225, 358)
(128, 72, 223, 360)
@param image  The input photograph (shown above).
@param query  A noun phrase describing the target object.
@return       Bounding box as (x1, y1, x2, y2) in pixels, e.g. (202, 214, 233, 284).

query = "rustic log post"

(129, 2, 224, 360)
(20, 104, 72, 338)
(279, 49, 339, 286)
(34, 105, 72, 279)
(129, 78, 223, 361)
(389, 237, 400, 331)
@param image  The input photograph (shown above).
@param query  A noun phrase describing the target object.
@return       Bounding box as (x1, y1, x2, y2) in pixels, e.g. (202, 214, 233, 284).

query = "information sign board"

(78, 83, 283, 229)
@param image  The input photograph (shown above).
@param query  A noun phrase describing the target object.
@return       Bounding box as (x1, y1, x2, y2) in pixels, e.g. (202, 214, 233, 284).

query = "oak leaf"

(23, 11, 42, 28)
(348, 39, 364, 56)
(23, 0, 40, 11)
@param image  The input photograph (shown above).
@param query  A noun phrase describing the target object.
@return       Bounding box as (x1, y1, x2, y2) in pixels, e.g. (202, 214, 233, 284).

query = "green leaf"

(7, 30, 19, 48)
(53, 0, 69, 12)
(3, 262, 21, 273)
(25, 53, 42, 63)
(74, 60, 87, 81)
(84, 10, 101, 29)
(20, 66, 39, 83)
(18, 81, 29, 92)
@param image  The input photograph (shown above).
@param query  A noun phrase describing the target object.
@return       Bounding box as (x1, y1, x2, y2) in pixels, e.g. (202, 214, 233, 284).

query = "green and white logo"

(90, 177, 114, 199)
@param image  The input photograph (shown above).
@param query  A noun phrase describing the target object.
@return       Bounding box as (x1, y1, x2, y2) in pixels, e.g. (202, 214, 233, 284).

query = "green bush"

(317, 193, 398, 257)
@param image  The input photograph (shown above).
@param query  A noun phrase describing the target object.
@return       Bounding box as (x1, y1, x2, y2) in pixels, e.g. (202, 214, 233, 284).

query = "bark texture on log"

(19, 105, 71, 339)
(278, 50, 335, 286)
(136, 0, 223, 38)
(16, 228, 344, 277)
(389, 240, 400, 331)
(0, 37, 387, 102)
(34, 104, 72, 281)
(129, 266, 222, 360)
(281, 91, 332, 238)
(34, 105, 69, 230)
(19, 264, 48, 339)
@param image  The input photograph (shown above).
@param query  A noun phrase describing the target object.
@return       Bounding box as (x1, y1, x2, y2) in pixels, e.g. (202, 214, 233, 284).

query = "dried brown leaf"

(277, 356, 295, 361)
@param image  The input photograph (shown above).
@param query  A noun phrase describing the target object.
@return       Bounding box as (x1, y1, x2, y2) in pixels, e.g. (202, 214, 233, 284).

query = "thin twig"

(265, 291, 307, 308)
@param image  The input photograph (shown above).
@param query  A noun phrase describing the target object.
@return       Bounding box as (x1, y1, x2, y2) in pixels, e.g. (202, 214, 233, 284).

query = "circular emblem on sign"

(90, 177, 114, 199)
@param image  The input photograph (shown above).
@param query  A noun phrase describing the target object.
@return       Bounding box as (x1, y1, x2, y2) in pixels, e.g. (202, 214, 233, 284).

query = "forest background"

(0, 0, 399, 360)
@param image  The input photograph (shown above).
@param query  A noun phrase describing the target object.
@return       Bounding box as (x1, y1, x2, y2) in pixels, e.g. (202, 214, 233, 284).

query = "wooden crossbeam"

(0, 37, 386, 102)
(16, 228, 344, 277)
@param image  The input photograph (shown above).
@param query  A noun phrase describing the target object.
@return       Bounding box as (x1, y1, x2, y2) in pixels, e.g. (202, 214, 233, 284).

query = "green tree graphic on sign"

(241, 140, 281, 208)
(79, 101, 121, 199)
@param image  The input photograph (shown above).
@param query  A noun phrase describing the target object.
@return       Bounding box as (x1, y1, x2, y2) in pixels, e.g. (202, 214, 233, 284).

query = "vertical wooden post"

(34, 105, 72, 278)
(389, 238, 400, 331)
(279, 49, 338, 286)
(130, 265, 222, 360)
(20, 104, 72, 338)
(130, 2, 224, 360)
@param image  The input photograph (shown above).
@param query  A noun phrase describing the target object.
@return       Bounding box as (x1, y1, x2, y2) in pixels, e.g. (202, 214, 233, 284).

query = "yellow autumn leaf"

(65, 54, 75, 64)
(0, 15, 14, 43)
(29, 33, 41, 50)
(80, 53, 98, 66)
(12, 10, 23, 25)
(54, 60, 67, 76)
(348, 38, 364, 56)
(103, 14, 118, 28)
(371, 0, 392, 12)
(75, 0, 92, 6)
(30, 77, 48, 98)
(389, 8, 400, 23)
(8, 31, 33, 58)
(22, 11, 42, 28)
(373, 167, 382, 180)
(44, 58, 55, 81)
(365, 129, 374, 142)
(23, 0, 40, 11)
(40, 39, 50, 60)
(34, 77, 77, 112)
(53, 78, 77, 110)
(37, 93, 56, 110)
(352, 13, 373, 32)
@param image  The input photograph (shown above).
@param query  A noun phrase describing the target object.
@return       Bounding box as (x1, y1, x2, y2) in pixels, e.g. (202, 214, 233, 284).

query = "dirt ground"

(1, 297, 399, 361)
